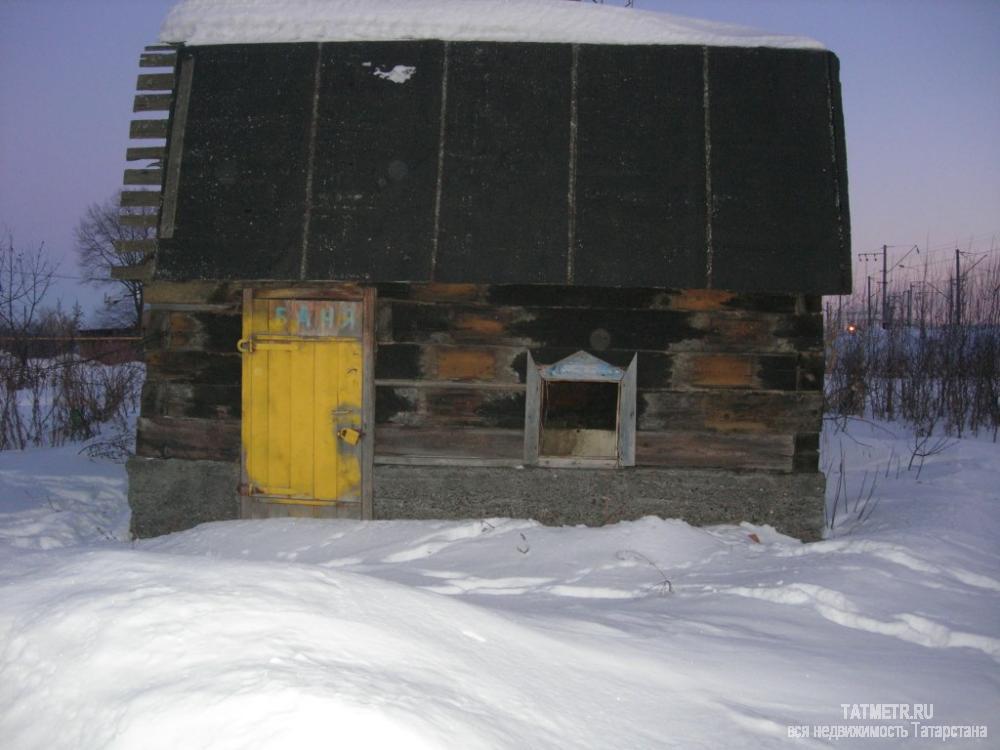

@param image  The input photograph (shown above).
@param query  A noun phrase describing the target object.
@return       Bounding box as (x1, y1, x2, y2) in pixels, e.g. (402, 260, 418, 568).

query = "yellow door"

(240, 298, 363, 505)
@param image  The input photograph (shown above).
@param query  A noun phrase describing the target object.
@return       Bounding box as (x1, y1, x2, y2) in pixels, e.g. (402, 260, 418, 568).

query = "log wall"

(136, 282, 243, 463)
(135, 282, 823, 472)
(131, 281, 825, 537)
(372, 284, 824, 473)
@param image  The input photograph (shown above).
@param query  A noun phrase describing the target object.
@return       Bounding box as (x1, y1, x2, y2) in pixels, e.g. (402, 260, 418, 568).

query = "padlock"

(337, 427, 362, 445)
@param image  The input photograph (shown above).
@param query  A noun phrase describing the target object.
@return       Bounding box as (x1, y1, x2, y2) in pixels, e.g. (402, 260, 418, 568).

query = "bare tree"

(0, 230, 57, 371)
(75, 194, 152, 329)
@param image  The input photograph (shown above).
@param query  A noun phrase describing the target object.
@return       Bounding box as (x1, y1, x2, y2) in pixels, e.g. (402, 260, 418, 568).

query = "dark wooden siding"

(135, 282, 823, 475)
(136, 283, 243, 463)
(373, 284, 823, 472)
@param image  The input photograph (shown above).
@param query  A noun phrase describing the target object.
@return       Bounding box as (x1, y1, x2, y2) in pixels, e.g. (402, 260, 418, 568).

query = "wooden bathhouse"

(119, 1, 850, 541)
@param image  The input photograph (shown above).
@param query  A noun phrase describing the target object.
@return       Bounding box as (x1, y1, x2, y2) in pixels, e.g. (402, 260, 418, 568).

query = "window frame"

(524, 351, 637, 468)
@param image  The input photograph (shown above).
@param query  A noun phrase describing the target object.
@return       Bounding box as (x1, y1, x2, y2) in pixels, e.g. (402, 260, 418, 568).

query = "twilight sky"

(1, 0, 997, 319)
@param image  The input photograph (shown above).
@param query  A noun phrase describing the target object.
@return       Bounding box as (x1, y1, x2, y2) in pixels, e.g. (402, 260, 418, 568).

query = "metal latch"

(337, 428, 362, 445)
(236, 337, 254, 354)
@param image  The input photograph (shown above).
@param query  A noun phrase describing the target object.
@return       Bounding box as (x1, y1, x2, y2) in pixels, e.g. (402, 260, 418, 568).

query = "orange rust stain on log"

(714, 318, 771, 346)
(690, 355, 756, 387)
(671, 289, 736, 311)
(454, 315, 505, 336)
(411, 283, 481, 302)
(167, 312, 198, 347)
(436, 349, 496, 380)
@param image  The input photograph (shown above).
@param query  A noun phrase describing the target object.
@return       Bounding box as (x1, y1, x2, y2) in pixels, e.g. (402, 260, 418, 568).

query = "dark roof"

(155, 41, 850, 293)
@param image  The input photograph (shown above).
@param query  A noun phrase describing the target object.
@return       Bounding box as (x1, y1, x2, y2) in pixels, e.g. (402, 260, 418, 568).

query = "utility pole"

(881, 244, 889, 329)
(867, 277, 873, 329)
(906, 286, 913, 328)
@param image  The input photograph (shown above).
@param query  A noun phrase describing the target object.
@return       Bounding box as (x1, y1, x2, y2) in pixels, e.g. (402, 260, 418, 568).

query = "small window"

(524, 351, 637, 468)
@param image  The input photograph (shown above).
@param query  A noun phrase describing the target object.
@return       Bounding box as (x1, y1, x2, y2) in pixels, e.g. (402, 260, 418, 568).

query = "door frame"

(240, 284, 376, 520)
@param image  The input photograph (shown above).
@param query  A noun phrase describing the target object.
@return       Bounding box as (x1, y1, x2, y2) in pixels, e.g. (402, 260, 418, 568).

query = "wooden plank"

(618, 355, 637, 466)
(113, 239, 157, 255)
(523, 353, 540, 464)
(159, 52, 193, 240)
(143, 281, 235, 305)
(635, 430, 794, 472)
(126, 146, 166, 161)
(130, 120, 169, 139)
(119, 212, 158, 228)
(239, 289, 255, 496)
(638, 390, 823, 435)
(377, 283, 800, 315)
(140, 52, 177, 68)
(137, 416, 240, 462)
(375, 456, 523, 468)
(121, 191, 161, 207)
(362, 287, 376, 520)
(252, 285, 364, 300)
(375, 426, 523, 461)
(144, 349, 241, 384)
(141, 381, 241, 420)
(111, 260, 154, 281)
(383, 299, 816, 354)
(133, 94, 173, 112)
(536, 457, 617, 469)
(374, 379, 526, 391)
(375, 384, 525, 429)
(123, 168, 161, 186)
(668, 353, 758, 389)
(136, 73, 175, 91)
(145, 308, 241, 353)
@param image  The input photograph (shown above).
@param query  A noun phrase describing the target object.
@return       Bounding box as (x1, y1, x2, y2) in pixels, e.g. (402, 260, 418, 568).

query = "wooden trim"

(245, 496, 358, 508)
(123, 168, 161, 186)
(139, 53, 176, 68)
(524, 350, 638, 469)
(536, 457, 618, 469)
(618, 355, 637, 467)
(130, 119, 169, 140)
(136, 73, 175, 90)
(133, 94, 173, 112)
(361, 286, 376, 520)
(119, 213, 158, 228)
(238, 288, 253, 498)
(376, 426, 523, 462)
(113, 239, 157, 255)
(160, 53, 193, 239)
(374, 378, 526, 391)
(145, 44, 177, 51)
(111, 260, 154, 281)
(121, 191, 161, 208)
(252, 284, 364, 300)
(524, 352, 540, 464)
(375, 456, 523, 468)
(126, 146, 166, 161)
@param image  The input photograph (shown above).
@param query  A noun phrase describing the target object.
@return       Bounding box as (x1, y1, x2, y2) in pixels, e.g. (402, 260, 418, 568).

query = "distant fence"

(0, 330, 143, 365)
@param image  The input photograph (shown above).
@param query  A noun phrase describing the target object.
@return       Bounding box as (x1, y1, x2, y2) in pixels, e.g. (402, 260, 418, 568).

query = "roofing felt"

(153, 41, 851, 293)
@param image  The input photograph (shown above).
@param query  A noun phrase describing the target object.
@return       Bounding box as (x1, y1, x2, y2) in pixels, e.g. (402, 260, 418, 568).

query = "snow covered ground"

(0, 422, 996, 748)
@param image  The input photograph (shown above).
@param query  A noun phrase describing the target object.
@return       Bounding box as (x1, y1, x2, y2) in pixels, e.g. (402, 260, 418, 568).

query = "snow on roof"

(160, 0, 825, 50)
